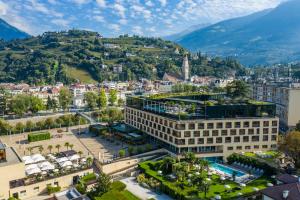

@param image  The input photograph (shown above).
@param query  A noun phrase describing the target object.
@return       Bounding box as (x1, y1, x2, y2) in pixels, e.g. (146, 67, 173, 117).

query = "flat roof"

(0, 147, 23, 167)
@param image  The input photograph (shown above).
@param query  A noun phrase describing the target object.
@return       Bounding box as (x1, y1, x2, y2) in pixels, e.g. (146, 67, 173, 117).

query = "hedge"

(47, 185, 61, 194)
(227, 153, 278, 175)
(28, 132, 50, 142)
(111, 181, 126, 191)
(80, 173, 97, 184)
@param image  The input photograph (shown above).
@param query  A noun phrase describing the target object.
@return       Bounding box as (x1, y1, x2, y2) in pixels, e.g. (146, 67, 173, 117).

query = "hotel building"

(125, 93, 279, 159)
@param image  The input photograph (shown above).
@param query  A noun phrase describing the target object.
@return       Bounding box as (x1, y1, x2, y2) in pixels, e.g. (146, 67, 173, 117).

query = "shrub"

(81, 173, 97, 183)
(111, 181, 126, 191)
(119, 149, 126, 157)
(28, 132, 50, 142)
(76, 183, 87, 194)
(8, 197, 18, 200)
(47, 185, 61, 194)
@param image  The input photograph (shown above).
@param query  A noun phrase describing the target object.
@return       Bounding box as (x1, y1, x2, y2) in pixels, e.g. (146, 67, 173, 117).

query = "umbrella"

(41, 171, 47, 175)
(56, 157, 69, 163)
(271, 175, 276, 179)
(215, 195, 221, 200)
(26, 167, 41, 175)
(157, 170, 162, 175)
(66, 165, 72, 169)
(26, 164, 38, 171)
(253, 187, 259, 191)
(224, 185, 231, 189)
(60, 161, 73, 167)
(68, 154, 80, 161)
(220, 177, 226, 181)
(267, 183, 274, 187)
(195, 172, 200, 176)
(47, 154, 56, 160)
(206, 178, 211, 181)
(53, 169, 59, 172)
(31, 154, 46, 163)
(237, 192, 243, 196)
(23, 156, 35, 165)
(188, 174, 193, 177)
(208, 172, 212, 176)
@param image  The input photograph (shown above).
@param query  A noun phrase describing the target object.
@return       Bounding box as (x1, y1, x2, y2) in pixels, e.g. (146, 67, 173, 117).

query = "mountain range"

(176, 0, 300, 66)
(0, 18, 30, 41)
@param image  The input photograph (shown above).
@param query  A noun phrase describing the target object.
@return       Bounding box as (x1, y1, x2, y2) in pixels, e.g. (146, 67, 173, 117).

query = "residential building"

(252, 83, 300, 130)
(125, 93, 279, 159)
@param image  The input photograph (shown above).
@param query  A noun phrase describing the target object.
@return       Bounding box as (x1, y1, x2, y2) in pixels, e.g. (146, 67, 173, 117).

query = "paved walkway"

(121, 177, 172, 200)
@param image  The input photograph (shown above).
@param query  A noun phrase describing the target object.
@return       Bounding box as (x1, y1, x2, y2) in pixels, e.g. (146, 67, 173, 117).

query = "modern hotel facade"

(125, 93, 279, 159)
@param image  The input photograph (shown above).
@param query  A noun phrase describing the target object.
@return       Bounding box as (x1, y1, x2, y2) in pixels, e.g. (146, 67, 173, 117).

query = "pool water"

(211, 163, 246, 177)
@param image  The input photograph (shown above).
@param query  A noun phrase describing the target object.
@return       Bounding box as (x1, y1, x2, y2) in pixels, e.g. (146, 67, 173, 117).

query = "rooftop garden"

(138, 153, 275, 200)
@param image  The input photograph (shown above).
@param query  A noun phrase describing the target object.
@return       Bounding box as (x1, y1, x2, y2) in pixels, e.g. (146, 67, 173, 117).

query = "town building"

(125, 93, 279, 159)
(252, 83, 300, 130)
(0, 141, 93, 200)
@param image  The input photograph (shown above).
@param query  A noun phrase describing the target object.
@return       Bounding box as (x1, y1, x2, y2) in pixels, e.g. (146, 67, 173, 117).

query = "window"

(272, 121, 278, 126)
(217, 123, 223, 129)
(221, 130, 228, 136)
(189, 123, 195, 130)
(262, 145, 268, 149)
(245, 146, 251, 150)
(226, 122, 232, 128)
(243, 136, 249, 142)
(227, 147, 233, 150)
(271, 135, 277, 141)
(212, 130, 219, 136)
(234, 136, 240, 143)
(198, 123, 205, 129)
(243, 121, 250, 128)
(194, 131, 200, 137)
(252, 121, 260, 127)
(236, 146, 242, 150)
(248, 129, 254, 135)
(263, 135, 268, 141)
(169, 136, 173, 142)
(239, 129, 246, 135)
(252, 136, 259, 142)
(272, 128, 277, 134)
(188, 139, 195, 144)
(207, 138, 213, 144)
(230, 129, 237, 136)
(263, 121, 269, 127)
(176, 124, 186, 130)
(235, 122, 241, 128)
(225, 137, 231, 143)
(203, 130, 209, 137)
(207, 123, 214, 129)
(254, 145, 259, 149)
(172, 130, 181, 137)
(184, 131, 191, 137)
(198, 138, 204, 144)
(256, 129, 260, 134)
(216, 137, 222, 143)
(263, 128, 269, 134)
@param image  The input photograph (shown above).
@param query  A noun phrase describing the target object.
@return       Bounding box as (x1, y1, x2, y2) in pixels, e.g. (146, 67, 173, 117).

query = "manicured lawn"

(140, 161, 272, 200)
(244, 150, 281, 163)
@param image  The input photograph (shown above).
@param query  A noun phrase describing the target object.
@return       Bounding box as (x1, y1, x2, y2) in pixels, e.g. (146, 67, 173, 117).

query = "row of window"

(227, 144, 277, 151)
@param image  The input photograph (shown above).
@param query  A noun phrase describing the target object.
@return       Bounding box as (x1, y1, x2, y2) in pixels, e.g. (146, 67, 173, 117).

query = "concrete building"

(252, 83, 300, 130)
(125, 93, 279, 159)
(0, 141, 93, 200)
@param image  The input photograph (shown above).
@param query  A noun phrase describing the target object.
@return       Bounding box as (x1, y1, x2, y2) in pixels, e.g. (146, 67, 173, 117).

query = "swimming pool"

(211, 163, 246, 177)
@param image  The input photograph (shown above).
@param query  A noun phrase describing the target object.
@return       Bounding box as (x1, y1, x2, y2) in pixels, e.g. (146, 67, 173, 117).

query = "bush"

(119, 149, 126, 157)
(47, 185, 61, 194)
(227, 153, 278, 175)
(28, 132, 51, 142)
(111, 181, 126, 191)
(8, 197, 18, 200)
(81, 173, 97, 183)
(76, 182, 87, 194)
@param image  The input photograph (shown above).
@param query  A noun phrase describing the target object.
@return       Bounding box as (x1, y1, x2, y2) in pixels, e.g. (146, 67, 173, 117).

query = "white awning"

(60, 161, 73, 168)
(31, 154, 46, 163)
(26, 167, 41, 175)
(68, 154, 80, 161)
(56, 157, 69, 163)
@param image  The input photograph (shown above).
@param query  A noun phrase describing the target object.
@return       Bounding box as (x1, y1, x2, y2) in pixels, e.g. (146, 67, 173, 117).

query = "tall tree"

(98, 88, 107, 109)
(279, 131, 300, 168)
(59, 87, 72, 111)
(84, 91, 98, 110)
(226, 80, 250, 99)
(89, 173, 111, 197)
(108, 89, 118, 106)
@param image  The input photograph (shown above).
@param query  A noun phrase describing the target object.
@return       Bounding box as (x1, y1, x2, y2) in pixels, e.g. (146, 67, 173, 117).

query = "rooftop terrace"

(126, 92, 276, 120)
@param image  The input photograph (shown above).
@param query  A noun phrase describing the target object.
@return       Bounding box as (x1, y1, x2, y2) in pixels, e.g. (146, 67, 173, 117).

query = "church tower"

(182, 55, 189, 81)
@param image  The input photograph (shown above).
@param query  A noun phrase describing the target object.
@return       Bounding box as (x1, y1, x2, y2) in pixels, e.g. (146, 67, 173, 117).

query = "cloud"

(132, 25, 143, 35)
(93, 15, 105, 22)
(112, 3, 126, 18)
(96, 0, 106, 7)
(72, 0, 91, 5)
(51, 18, 70, 27)
(158, 0, 167, 7)
(109, 24, 120, 32)
(145, 1, 154, 7)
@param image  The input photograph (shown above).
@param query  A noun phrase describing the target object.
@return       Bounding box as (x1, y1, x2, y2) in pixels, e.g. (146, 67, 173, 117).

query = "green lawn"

(244, 151, 281, 163)
(140, 161, 272, 200)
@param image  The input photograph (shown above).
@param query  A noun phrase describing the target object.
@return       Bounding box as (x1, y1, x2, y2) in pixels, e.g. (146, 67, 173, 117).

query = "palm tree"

(38, 146, 44, 154)
(78, 151, 83, 158)
(27, 147, 33, 155)
(69, 144, 74, 150)
(198, 159, 210, 173)
(47, 145, 53, 153)
(184, 152, 196, 169)
(160, 157, 175, 174)
(55, 144, 61, 153)
(64, 142, 70, 150)
(86, 157, 93, 167)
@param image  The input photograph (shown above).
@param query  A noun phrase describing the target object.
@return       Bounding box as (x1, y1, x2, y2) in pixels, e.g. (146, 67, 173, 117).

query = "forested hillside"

(0, 30, 244, 85)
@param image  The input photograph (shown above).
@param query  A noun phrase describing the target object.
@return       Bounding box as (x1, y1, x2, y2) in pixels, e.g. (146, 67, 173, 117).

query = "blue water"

(211, 163, 245, 177)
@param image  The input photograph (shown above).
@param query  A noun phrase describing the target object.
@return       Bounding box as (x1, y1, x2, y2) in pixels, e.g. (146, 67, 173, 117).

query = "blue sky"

(0, 0, 286, 37)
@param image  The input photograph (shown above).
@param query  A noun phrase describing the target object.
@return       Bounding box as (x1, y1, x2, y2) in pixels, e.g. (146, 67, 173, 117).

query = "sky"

(0, 0, 286, 37)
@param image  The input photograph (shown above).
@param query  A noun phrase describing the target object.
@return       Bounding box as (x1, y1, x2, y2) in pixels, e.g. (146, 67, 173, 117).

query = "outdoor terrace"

(126, 93, 276, 121)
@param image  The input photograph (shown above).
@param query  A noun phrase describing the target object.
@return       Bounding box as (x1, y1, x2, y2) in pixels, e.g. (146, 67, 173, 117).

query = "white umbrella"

(220, 177, 226, 181)
(157, 170, 162, 175)
(23, 156, 35, 165)
(253, 187, 259, 191)
(267, 183, 274, 187)
(47, 154, 56, 160)
(31, 154, 46, 163)
(41, 171, 47, 175)
(66, 165, 72, 169)
(271, 175, 276, 179)
(26, 167, 41, 175)
(206, 178, 211, 181)
(60, 161, 73, 167)
(215, 195, 221, 200)
(237, 192, 243, 196)
(56, 157, 69, 163)
(195, 172, 200, 176)
(26, 164, 38, 171)
(68, 154, 80, 161)
(53, 169, 59, 172)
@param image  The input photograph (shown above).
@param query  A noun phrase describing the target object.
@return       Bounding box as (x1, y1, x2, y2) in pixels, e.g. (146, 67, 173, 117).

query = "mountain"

(0, 18, 30, 41)
(164, 23, 210, 41)
(177, 0, 300, 66)
(0, 30, 244, 85)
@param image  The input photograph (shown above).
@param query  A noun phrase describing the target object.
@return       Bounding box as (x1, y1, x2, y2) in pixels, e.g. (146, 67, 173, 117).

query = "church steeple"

(182, 54, 189, 81)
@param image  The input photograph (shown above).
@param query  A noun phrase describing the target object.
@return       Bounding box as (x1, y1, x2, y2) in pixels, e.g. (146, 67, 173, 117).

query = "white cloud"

(113, 3, 126, 18)
(0, 1, 8, 15)
(158, 0, 167, 7)
(72, 0, 91, 5)
(145, 1, 154, 7)
(96, 0, 106, 8)
(93, 15, 105, 22)
(109, 24, 120, 32)
(132, 25, 143, 35)
(119, 18, 127, 25)
(51, 18, 70, 27)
